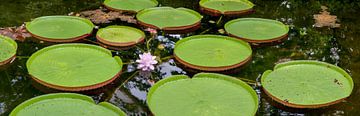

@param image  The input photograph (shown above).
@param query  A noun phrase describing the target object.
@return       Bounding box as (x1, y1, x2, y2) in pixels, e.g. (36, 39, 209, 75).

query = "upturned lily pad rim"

(9, 93, 126, 116)
(103, 0, 159, 13)
(26, 16, 95, 43)
(261, 60, 354, 108)
(199, 0, 254, 16)
(96, 26, 145, 47)
(147, 73, 259, 115)
(26, 43, 123, 91)
(0, 35, 17, 65)
(136, 7, 203, 30)
(174, 35, 252, 71)
(225, 18, 289, 43)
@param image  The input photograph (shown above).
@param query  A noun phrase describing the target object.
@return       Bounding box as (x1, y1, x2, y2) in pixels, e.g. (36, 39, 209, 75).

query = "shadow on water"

(1, 0, 360, 116)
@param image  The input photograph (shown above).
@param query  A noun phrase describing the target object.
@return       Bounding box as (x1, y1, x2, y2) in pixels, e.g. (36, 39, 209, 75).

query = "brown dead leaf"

(313, 6, 340, 28)
(0, 24, 31, 42)
(75, 9, 137, 24)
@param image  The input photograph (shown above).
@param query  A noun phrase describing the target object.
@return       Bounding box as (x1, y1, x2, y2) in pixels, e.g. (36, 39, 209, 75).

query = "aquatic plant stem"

(105, 71, 139, 102)
(161, 55, 174, 61)
(216, 15, 223, 25)
(119, 71, 139, 89)
(238, 78, 257, 85)
(16, 56, 29, 59)
(146, 36, 154, 51)
(199, 28, 212, 35)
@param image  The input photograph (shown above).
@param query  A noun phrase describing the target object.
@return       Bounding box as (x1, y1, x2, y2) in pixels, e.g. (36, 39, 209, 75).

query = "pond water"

(1, 0, 360, 115)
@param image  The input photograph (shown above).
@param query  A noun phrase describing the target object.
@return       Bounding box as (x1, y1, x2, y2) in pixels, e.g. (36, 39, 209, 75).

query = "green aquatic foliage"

(225, 18, 289, 41)
(26, 44, 123, 88)
(0, 35, 17, 62)
(104, 0, 158, 12)
(174, 35, 252, 67)
(147, 73, 258, 116)
(136, 7, 202, 29)
(10, 93, 126, 116)
(200, 0, 254, 13)
(261, 60, 353, 108)
(97, 26, 145, 43)
(26, 16, 94, 40)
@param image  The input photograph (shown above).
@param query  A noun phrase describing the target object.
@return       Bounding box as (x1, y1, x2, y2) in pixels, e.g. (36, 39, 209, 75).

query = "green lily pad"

(96, 26, 145, 47)
(10, 93, 126, 116)
(104, 0, 158, 12)
(26, 44, 123, 91)
(200, 0, 254, 14)
(261, 60, 354, 108)
(136, 7, 202, 29)
(174, 35, 252, 71)
(0, 35, 17, 64)
(147, 73, 258, 116)
(26, 16, 94, 42)
(225, 18, 289, 43)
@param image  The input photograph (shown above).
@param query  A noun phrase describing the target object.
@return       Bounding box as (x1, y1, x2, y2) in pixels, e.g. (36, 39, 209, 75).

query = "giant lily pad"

(10, 93, 126, 116)
(104, 0, 158, 12)
(26, 16, 94, 42)
(199, 0, 254, 16)
(0, 35, 17, 65)
(136, 7, 202, 32)
(225, 18, 289, 44)
(96, 26, 145, 47)
(261, 60, 354, 108)
(174, 35, 252, 71)
(26, 44, 123, 91)
(147, 73, 258, 116)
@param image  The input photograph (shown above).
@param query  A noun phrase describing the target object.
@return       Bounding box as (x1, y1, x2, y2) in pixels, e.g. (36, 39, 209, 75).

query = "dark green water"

(1, 0, 360, 115)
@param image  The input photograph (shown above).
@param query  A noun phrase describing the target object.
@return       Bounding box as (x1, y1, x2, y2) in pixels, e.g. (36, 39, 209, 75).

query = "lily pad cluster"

(6, 0, 355, 115)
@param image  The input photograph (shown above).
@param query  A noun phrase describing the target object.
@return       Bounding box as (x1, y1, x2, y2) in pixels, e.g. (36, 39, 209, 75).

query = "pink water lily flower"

(136, 52, 158, 71)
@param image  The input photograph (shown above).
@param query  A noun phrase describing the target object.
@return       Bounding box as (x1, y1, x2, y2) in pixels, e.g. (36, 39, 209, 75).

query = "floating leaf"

(104, 0, 158, 12)
(313, 6, 340, 28)
(0, 35, 17, 65)
(10, 93, 126, 116)
(0, 24, 31, 42)
(174, 35, 252, 71)
(261, 60, 353, 108)
(147, 73, 258, 116)
(26, 16, 94, 42)
(136, 7, 202, 31)
(199, 0, 254, 16)
(225, 18, 289, 43)
(97, 26, 145, 47)
(26, 44, 123, 91)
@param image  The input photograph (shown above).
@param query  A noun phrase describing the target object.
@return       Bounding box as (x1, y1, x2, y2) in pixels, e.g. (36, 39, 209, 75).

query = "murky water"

(1, 0, 360, 115)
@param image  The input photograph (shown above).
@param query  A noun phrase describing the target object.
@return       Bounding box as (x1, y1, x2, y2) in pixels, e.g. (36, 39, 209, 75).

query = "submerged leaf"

(77, 9, 137, 24)
(313, 6, 340, 28)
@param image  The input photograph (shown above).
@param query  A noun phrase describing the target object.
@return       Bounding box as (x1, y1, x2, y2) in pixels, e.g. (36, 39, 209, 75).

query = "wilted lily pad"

(174, 35, 252, 71)
(137, 7, 202, 32)
(225, 18, 289, 43)
(0, 35, 17, 65)
(10, 93, 126, 116)
(261, 60, 354, 108)
(104, 0, 158, 12)
(97, 26, 145, 47)
(26, 44, 123, 91)
(26, 16, 94, 42)
(199, 0, 254, 16)
(147, 73, 258, 116)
